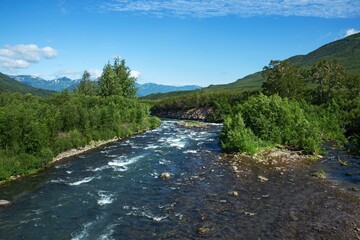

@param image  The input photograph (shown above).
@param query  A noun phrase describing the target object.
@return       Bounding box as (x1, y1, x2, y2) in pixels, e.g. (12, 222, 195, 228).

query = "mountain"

(0, 72, 55, 97)
(144, 32, 360, 100)
(136, 83, 201, 97)
(12, 75, 80, 92)
(289, 32, 360, 72)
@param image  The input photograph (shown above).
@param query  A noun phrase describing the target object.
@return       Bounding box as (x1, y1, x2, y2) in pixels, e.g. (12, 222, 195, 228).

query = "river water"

(1, 120, 359, 239)
(0, 120, 230, 239)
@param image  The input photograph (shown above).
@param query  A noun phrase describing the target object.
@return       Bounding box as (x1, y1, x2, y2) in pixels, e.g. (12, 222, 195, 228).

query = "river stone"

(258, 175, 269, 182)
(159, 172, 171, 180)
(228, 191, 239, 197)
(0, 200, 12, 207)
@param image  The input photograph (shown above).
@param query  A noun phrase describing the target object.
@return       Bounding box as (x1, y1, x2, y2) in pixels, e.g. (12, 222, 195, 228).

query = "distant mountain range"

(135, 83, 201, 96)
(11, 75, 80, 92)
(8, 74, 201, 96)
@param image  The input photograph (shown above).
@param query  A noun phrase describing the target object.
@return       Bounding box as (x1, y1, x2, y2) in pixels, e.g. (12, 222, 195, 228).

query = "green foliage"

(221, 94, 327, 154)
(75, 71, 99, 96)
(0, 91, 160, 181)
(220, 113, 264, 154)
(99, 58, 137, 98)
(344, 74, 360, 99)
(310, 60, 346, 104)
(262, 60, 304, 99)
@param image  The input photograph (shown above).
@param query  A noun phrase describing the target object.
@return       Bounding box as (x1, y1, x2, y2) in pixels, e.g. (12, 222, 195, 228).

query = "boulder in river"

(0, 199, 12, 207)
(159, 172, 171, 180)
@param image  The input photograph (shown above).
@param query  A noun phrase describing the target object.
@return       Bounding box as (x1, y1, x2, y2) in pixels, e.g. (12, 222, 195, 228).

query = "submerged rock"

(159, 172, 171, 180)
(0, 199, 12, 207)
(198, 227, 211, 235)
(228, 191, 239, 197)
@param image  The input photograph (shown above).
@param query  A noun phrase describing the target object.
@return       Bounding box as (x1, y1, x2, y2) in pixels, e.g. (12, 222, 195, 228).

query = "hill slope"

(0, 73, 54, 97)
(289, 33, 360, 72)
(206, 32, 360, 92)
(144, 33, 360, 100)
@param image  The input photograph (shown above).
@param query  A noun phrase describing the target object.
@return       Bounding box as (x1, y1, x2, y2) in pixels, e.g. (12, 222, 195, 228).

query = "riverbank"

(216, 149, 360, 239)
(0, 129, 154, 186)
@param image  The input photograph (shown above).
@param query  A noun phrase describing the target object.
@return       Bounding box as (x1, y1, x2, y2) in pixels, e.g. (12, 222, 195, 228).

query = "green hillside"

(206, 33, 360, 93)
(0, 73, 55, 97)
(289, 33, 360, 73)
(144, 33, 360, 100)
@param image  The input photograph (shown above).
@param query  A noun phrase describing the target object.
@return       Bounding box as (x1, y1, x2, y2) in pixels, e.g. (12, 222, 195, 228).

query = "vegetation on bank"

(149, 59, 360, 155)
(0, 59, 160, 181)
(221, 59, 359, 155)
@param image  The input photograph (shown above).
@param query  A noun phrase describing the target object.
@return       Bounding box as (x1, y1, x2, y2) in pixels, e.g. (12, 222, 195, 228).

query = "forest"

(0, 59, 160, 181)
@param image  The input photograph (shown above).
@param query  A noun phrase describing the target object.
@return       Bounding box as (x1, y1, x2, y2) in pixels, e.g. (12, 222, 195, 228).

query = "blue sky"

(0, 0, 359, 86)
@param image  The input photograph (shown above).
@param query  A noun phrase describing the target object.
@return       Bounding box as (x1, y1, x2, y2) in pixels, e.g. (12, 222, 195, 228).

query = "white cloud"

(130, 70, 141, 78)
(88, 69, 103, 79)
(0, 56, 30, 71)
(0, 44, 58, 71)
(53, 70, 82, 79)
(344, 28, 360, 37)
(102, 0, 360, 18)
(42, 46, 58, 59)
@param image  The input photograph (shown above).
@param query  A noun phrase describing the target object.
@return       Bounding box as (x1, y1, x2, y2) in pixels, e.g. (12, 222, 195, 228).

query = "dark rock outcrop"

(152, 106, 214, 121)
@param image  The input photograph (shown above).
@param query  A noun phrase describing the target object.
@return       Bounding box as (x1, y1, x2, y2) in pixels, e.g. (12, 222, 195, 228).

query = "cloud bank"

(102, 0, 360, 18)
(0, 44, 58, 71)
(345, 28, 360, 37)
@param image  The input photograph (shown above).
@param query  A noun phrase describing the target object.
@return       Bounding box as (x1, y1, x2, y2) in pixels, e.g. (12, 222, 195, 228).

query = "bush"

(221, 94, 326, 154)
(220, 113, 264, 154)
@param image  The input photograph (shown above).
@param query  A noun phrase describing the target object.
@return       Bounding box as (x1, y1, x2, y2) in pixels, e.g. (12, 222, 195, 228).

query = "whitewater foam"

(69, 176, 96, 186)
(108, 155, 145, 172)
(97, 191, 114, 206)
(183, 150, 198, 154)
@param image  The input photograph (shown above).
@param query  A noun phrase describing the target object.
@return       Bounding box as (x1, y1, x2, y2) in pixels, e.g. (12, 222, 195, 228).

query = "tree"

(310, 60, 346, 104)
(262, 60, 304, 99)
(99, 58, 137, 98)
(76, 71, 98, 96)
(345, 74, 360, 99)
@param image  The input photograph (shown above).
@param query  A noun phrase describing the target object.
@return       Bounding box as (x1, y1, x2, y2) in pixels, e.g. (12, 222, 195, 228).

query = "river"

(0, 120, 227, 239)
(1, 120, 359, 239)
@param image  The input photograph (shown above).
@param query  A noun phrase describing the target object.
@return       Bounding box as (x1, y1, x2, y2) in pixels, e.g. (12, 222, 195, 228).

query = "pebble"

(159, 172, 171, 180)
(258, 175, 269, 182)
(0, 199, 12, 207)
(228, 191, 239, 197)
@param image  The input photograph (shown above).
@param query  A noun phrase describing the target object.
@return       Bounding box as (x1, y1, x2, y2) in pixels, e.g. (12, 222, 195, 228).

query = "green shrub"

(220, 113, 264, 154)
(220, 94, 326, 154)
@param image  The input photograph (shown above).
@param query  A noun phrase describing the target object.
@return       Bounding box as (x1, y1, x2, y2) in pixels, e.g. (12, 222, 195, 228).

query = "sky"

(0, 0, 360, 87)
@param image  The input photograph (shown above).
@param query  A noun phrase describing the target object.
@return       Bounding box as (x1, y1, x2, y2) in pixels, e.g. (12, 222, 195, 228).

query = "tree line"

(0, 59, 160, 181)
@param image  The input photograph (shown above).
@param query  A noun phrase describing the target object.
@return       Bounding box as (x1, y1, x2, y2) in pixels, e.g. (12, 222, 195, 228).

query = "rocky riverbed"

(214, 149, 360, 239)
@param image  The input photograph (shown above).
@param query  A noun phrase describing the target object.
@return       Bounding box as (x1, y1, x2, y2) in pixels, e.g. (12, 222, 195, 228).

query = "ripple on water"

(108, 154, 146, 172)
(125, 206, 168, 222)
